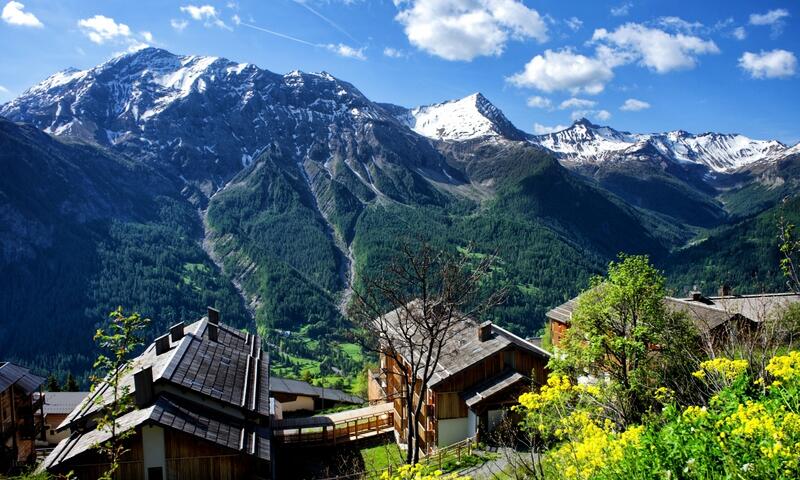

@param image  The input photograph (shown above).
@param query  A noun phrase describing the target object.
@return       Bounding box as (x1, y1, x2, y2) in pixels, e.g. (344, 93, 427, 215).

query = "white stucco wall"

(276, 395, 315, 412)
(142, 425, 166, 480)
(437, 417, 468, 447)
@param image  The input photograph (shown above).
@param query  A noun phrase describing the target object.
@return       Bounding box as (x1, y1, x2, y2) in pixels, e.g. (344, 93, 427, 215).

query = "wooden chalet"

(40, 391, 89, 446)
(0, 362, 45, 473)
(369, 308, 551, 454)
(42, 308, 273, 480)
(269, 377, 363, 414)
(546, 289, 800, 349)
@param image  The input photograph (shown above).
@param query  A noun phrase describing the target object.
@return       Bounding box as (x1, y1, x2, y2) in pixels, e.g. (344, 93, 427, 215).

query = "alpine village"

(2, 1, 800, 479)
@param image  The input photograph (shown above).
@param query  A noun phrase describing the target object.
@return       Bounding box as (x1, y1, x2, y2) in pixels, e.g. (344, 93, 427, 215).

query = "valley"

(1, 47, 798, 390)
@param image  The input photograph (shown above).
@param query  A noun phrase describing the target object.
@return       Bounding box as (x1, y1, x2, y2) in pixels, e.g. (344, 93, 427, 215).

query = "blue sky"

(1, 0, 799, 143)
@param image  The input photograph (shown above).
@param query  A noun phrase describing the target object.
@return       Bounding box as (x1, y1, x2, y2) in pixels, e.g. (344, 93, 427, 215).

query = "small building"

(0, 362, 45, 474)
(40, 392, 88, 446)
(269, 377, 363, 414)
(369, 309, 550, 453)
(42, 308, 273, 480)
(546, 289, 800, 348)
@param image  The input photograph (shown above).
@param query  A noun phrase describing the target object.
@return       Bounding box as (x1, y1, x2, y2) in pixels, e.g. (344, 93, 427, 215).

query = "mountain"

(1, 47, 797, 381)
(391, 93, 527, 142)
(0, 117, 249, 377)
(530, 118, 788, 174)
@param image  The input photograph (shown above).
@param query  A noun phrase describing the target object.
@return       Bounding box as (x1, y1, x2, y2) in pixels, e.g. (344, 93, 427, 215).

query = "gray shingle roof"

(0, 362, 44, 394)
(60, 316, 269, 431)
(43, 394, 270, 470)
(549, 291, 800, 334)
(43, 392, 89, 415)
(545, 298, 578, 325)
(381, 304, 550, 387)
(462, 370, 527, 408)
(269, 377, 363, 405)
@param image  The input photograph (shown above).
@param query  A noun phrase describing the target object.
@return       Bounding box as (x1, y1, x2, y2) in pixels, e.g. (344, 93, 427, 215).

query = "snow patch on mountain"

(530, 119, 788, 173)
(403, 93, 524, 141)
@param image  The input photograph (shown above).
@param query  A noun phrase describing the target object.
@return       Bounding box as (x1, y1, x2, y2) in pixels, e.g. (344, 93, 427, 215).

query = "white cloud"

(733, 26, 746, 40)
(749, 9, 789, 37)
(0, 85, 9, 93)
(383, 47, 408, 58)
(739, 49, 797, 79)
(620, 98, 650, 111)
(170, 18, 189, 31)
(508, 48, 613, 95)
(592, 22, 719, 73)
(326, 43, 366, 60)
(565, 16, 582, 32)
(571, 109, 611, 122)
(394, 0, 548, 61)
(78, 15, 131, 44)
(180, 4, 229, 29)
(533, 122, 568, 134)
(749, 9, 789, 26)
(231, 14, 241, 26)
(526, 95, 552, 109)
(610, 2, 632, 17)
(2, 1, 42, 27)
(559, 97, 596, 110)
(141, 31, 153, 42)
(657, 16, 704, 34)
(595, 109, 611, 121)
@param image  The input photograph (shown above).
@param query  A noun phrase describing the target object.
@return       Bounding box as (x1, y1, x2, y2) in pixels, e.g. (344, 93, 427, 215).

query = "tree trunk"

(405, 393, 415, 464)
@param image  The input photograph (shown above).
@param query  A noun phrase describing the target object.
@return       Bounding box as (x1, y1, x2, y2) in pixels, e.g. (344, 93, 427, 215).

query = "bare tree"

(779, 198, 800, 293)
(351, 241, 505, 464)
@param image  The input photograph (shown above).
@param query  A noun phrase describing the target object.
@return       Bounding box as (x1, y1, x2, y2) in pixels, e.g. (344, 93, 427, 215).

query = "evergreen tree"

(46, 374, 61, 392)
(65, 373, 79, 392)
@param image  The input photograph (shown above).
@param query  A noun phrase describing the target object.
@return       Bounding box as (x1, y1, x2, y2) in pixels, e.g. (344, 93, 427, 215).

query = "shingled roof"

(269, 377, 363, 405)
(43, 393, 271, 470)
(380, 304, 550, 388)
(60, 316, 269, 431)
(0, 361, 44, 394)
(546, 291, 800, 334)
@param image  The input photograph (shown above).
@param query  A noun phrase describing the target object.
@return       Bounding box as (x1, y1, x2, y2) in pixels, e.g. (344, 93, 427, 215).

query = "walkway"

(273, 402, 394, 446)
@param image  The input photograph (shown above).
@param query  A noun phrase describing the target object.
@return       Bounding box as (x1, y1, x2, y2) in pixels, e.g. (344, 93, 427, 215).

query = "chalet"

(1, 362, 45, 473)
(369, 309, 551, 454)
(40, 392, 89, 446)
(546, 289, 800, 348)
(42, 308, 273, 480)
(269, 377, 363, 414)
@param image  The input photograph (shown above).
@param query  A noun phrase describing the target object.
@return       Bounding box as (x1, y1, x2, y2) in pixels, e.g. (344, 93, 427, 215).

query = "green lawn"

(361, 443, 404, 473)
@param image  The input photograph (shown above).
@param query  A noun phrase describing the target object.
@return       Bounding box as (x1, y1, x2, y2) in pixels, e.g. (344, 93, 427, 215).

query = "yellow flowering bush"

(766, 350, 800, 387)
(380, 463, 469, 480)
(519, 353, 800, 480)
(692, 357, 749, 381)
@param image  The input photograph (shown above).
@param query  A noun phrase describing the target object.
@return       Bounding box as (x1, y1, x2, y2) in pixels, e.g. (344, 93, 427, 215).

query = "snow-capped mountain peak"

(530, 118, 788, 173)
(402, 92, 525, 141)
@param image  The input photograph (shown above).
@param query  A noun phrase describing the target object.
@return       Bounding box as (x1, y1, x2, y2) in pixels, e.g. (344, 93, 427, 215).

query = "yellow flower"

(696, 357, 749, 381)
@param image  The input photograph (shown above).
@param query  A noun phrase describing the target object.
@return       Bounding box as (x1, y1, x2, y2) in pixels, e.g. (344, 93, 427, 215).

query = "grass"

(339, 342, 364, 362)
(361, 443, 404, 473)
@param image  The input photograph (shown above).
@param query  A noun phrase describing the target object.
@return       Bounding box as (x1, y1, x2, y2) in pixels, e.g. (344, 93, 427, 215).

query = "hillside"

(1, 47, 798, 382)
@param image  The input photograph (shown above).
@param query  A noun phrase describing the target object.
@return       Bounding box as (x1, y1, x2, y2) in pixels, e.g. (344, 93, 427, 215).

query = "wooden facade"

(375, 321, 550, 454)
(48, 428, 266, 480)
(0, 363, 45, 474)
(43, 309, 273, 479)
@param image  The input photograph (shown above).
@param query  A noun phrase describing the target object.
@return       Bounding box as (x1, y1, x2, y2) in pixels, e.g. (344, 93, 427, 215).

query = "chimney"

(208, 307, 220, 325)
(208, 323, 219, 342)
(719, 283, 732, 297)
(169, 322, 185, 342)
(478, 321, 493, 342)
(690, 285, 702, 302)
(134, 367, 154, 407)
(154, 334, 171, 355)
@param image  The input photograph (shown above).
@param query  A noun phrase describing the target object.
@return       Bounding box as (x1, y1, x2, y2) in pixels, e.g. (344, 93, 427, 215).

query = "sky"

(1, 0, 799, 143)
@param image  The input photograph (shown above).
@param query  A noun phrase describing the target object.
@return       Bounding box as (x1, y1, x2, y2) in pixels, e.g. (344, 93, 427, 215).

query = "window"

(503, 350, 516, 369)
(147, 467, 164, 480)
